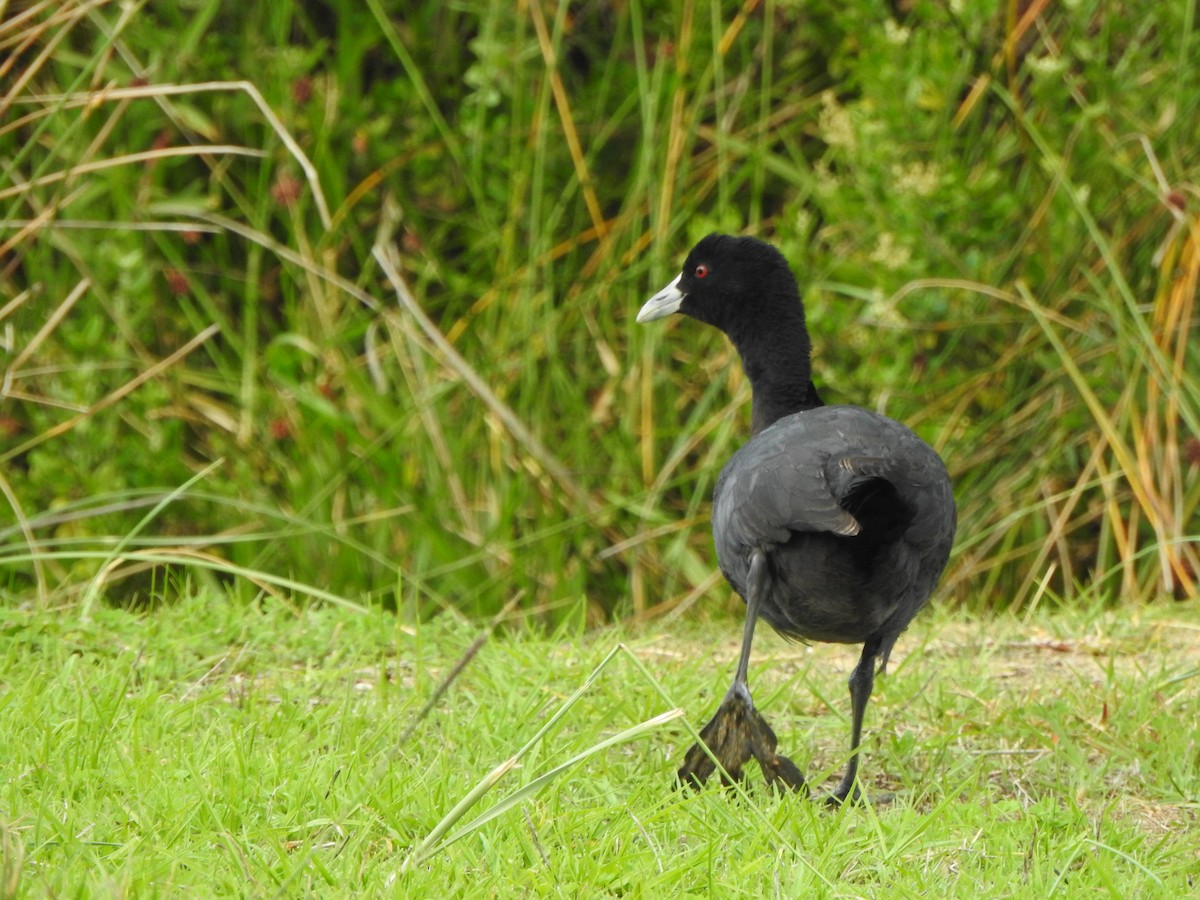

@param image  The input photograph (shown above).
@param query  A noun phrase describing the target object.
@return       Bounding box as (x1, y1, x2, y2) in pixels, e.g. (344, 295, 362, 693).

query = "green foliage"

(1, 0, 1198, 615)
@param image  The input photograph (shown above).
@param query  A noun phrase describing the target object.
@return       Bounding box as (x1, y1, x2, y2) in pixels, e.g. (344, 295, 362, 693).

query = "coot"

(638, 234, 955, 803)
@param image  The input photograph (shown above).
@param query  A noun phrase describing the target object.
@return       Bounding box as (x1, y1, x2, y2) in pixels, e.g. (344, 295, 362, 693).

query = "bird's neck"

(747, 372, 823, 436)
(729, 305, 823, 436)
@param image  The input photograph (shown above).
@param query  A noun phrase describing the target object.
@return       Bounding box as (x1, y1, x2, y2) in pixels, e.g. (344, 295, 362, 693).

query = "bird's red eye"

(694, 264, 709, 278)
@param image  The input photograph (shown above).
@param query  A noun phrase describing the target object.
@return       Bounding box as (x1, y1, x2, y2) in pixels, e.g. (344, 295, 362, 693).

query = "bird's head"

(636, 233, 801, 339)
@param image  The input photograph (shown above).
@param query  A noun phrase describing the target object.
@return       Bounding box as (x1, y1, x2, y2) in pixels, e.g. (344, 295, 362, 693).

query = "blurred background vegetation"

(2, 0, 1197, 622)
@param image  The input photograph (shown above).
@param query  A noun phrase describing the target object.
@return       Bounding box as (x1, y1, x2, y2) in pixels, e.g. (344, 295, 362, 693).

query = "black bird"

(638, 234, 956, 803)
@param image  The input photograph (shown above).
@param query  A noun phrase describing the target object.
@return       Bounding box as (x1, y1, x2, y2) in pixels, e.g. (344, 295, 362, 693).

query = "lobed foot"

(676, 690, 807, 793)
(823, 787, 895, 808)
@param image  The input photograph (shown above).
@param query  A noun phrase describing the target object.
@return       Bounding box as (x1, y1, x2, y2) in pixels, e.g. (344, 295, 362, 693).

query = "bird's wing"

(828, 456, 896, 512)
(714, 443, 861, 548)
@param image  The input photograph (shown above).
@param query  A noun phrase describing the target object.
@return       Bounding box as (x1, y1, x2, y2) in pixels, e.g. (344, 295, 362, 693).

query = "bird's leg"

(726, 557, 761, 702)
(828, 638, 881, 805)
(676, 550, 806, 793)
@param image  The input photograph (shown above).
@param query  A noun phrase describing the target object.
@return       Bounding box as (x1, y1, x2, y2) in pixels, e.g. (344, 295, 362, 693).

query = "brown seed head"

(1185, 436, 1200, 467)
(271, 174, 303, 208)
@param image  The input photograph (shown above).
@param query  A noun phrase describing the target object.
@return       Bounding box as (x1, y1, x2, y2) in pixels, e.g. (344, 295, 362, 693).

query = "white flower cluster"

(869, 232, 911, 272)
(891, 161, 940, 197)
(819, 91, 857, 152)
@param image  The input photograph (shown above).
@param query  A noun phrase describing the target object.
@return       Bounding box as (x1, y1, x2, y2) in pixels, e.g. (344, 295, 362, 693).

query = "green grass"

(3, 592, 1197, 895)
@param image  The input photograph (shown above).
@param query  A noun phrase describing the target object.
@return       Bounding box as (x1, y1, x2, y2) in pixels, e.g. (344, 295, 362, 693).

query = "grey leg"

(677, 549, 805, 792)
(726, 548, 768, 703)
(829, 637, 881, 804)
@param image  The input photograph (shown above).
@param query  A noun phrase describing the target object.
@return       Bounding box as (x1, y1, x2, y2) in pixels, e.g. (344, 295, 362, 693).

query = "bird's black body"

(714, 406, 954, 652)
(637, 233, 956, 802)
